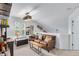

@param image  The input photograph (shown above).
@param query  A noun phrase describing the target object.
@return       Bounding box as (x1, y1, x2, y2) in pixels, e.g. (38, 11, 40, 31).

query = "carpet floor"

(1, 44, 79, 56)
(6, 44, 55, 56)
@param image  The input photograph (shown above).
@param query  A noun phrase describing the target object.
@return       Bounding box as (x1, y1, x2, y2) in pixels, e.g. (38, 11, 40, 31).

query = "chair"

(0, 42, 6, 56)
(0, 36, 7, 56)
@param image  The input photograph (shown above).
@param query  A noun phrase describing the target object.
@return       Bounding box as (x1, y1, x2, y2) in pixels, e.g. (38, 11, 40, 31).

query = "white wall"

(56, 33, 70, 49)
(7, 17, 25, 38)
(25, 20, 43, 33)
(7, 16, 70, 49)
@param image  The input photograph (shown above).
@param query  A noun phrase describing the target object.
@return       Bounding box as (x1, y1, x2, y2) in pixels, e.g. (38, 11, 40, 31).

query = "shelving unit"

(0, 19, 9, 41)
(0, 3, 11, 41)
(0, 3, 12, 56)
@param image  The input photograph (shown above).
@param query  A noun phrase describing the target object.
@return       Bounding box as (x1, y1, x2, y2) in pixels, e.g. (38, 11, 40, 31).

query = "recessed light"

(67, 8, 72, 10)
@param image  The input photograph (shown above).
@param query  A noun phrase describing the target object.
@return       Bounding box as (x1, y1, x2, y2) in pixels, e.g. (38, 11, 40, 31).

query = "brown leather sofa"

(30, 35, 56, 52)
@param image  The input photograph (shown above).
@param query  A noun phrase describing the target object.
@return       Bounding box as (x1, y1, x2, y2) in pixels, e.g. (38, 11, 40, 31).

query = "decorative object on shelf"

(6, 19, 8, 25)
(0, 19, 9, 28)
(1, 19, 4, 25)
(0, 20, 1, 25)
(26, 25, 34, 35)
(15, 31, 20, 38)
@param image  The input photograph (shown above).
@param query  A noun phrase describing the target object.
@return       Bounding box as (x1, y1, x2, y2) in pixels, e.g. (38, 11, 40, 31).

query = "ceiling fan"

(23, 4, 40, 20)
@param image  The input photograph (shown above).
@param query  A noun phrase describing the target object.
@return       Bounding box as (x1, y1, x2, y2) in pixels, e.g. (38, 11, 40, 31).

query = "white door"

(72, 18, 79, 50)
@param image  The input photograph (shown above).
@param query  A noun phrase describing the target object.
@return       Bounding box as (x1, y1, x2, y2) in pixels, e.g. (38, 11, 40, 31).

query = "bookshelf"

(0, 19, 9, 41)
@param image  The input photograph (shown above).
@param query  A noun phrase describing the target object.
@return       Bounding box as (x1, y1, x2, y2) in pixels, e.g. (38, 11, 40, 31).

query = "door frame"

(69, 17, 76, 50)
(69, 16, 79, 50)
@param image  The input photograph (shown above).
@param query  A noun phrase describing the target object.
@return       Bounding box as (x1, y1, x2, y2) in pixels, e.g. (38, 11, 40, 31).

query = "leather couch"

(30, 35, 56, 52)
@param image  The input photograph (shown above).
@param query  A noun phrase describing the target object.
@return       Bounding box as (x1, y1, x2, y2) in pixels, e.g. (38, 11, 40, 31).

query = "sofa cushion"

(40, 41, 47, 45)
(44, 35, 52, 43)
(30, 41, 46, 48)
(34, 40, 41, 43)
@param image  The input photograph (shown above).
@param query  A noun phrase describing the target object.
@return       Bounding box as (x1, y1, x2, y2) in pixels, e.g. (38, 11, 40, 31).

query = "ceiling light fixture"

(23, 4, 40, 21)
(23, 15, 32, 21)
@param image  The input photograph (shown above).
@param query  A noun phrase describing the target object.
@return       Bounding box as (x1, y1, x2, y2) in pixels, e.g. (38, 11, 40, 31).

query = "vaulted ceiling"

(10, 3, 79, 33)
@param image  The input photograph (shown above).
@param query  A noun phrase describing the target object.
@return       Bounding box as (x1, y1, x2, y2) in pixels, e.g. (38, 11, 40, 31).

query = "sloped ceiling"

(10, 3, 79, 33)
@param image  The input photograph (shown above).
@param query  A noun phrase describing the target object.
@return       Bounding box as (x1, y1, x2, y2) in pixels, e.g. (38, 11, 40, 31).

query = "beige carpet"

(6, 44, 55, 56)
(1, 44, 79, 56)
(51, 49, 79, 56)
